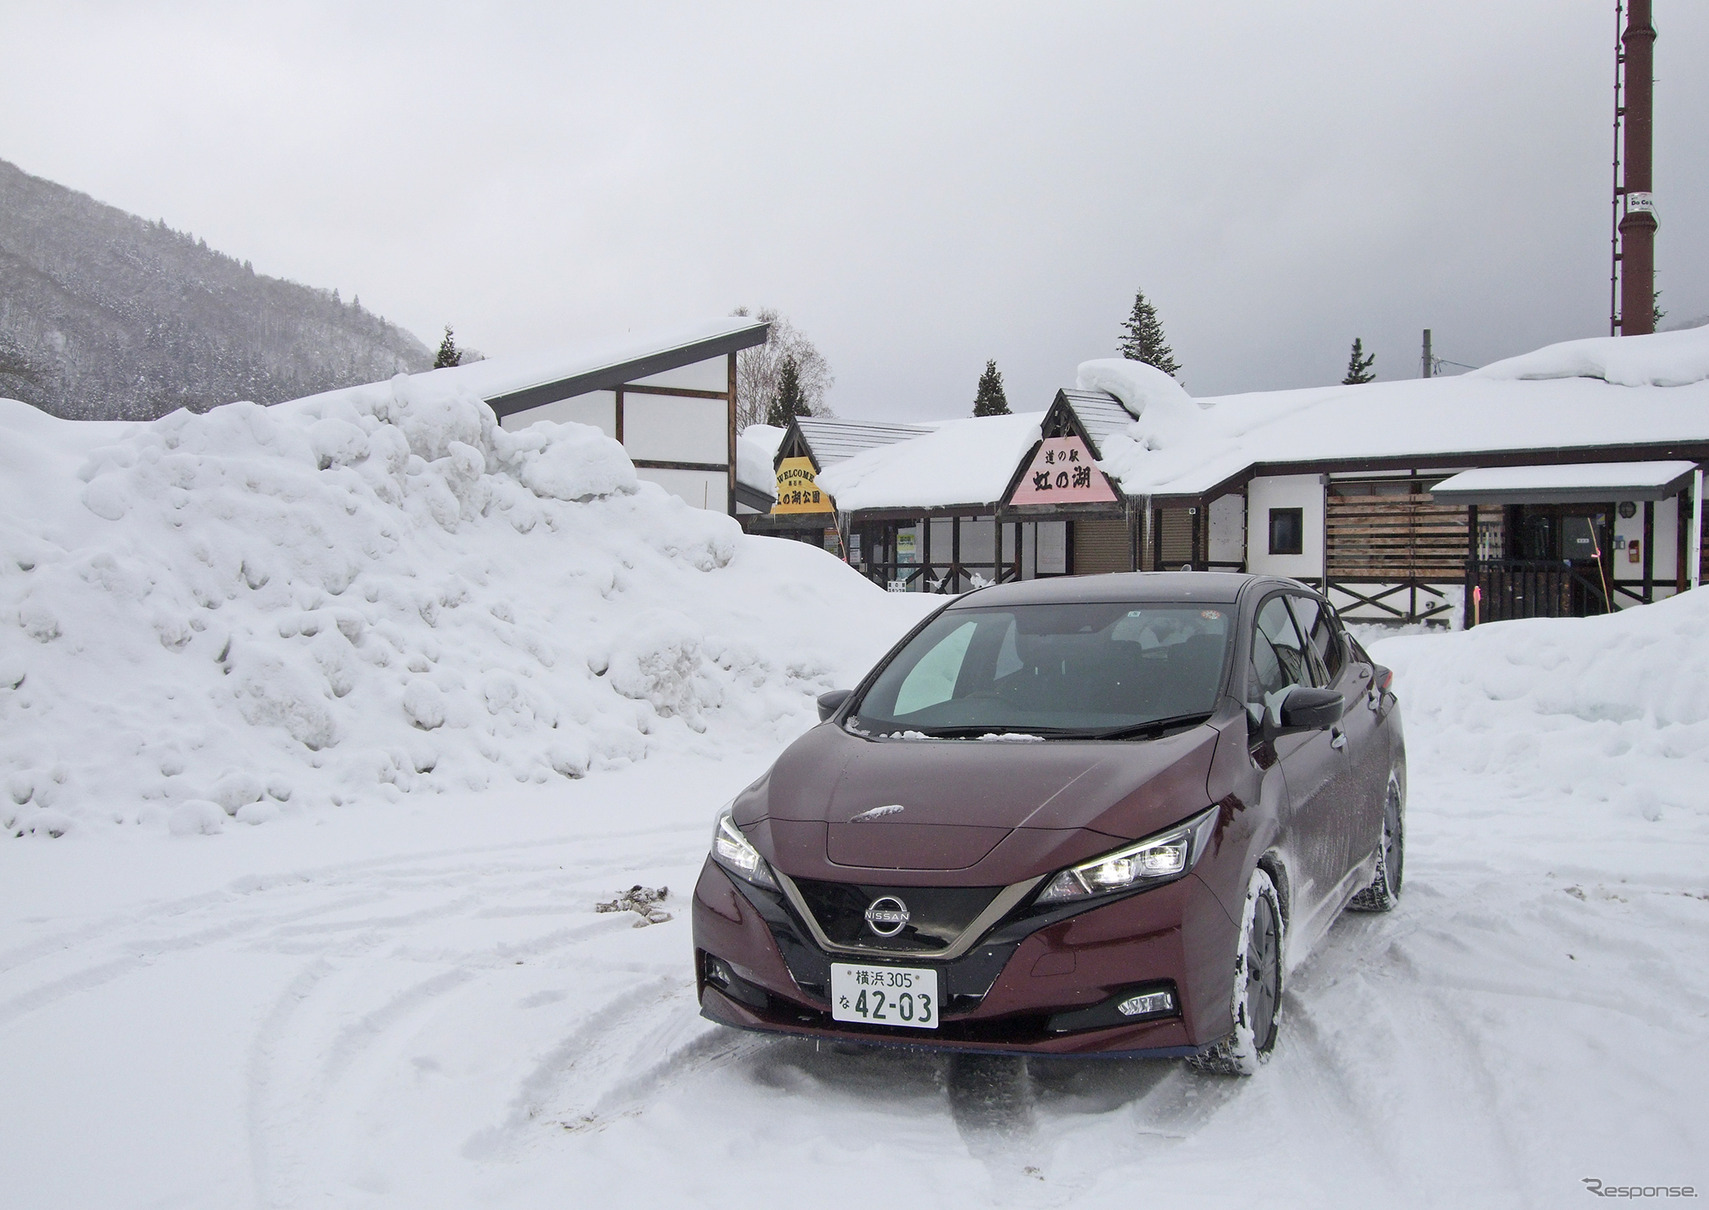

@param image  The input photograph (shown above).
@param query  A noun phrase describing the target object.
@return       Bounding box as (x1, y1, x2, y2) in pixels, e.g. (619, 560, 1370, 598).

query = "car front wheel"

(1188, 867, 1284, 1077)
(1349, 774, 1404, 913)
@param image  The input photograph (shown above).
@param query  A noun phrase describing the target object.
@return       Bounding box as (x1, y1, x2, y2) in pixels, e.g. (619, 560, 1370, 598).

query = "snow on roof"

(1057, 389, 1138, 455)
(793, 417, 935, 467)
(816, 411, 1043, 511)
(1471, 326, 1709, 387)
(1430, 460, 1699, 505)
(293, 316, 766, 415)
(1093, 326, 1709, 499)
(736, 424, 784, 497)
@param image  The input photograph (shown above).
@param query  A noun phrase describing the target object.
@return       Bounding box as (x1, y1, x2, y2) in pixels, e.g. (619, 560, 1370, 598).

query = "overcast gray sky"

(4, 1, 1705, 421)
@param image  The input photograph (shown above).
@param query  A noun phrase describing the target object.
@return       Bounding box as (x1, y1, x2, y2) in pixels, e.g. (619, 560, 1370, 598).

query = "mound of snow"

(1074, 358, 1202, 448)
(1471, 325, 1709, 388)
(0, 378, 933, 837)
(1372, 588, 1709, 830)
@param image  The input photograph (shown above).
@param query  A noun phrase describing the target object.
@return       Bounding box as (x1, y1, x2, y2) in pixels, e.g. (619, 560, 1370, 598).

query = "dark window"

(1247, 595, 1311, 726)
(1268, 508, 1304, 555)
(1288, 595, 1345, 684)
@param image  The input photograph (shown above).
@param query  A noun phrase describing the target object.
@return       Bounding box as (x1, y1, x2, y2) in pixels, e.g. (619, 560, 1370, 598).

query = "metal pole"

(1421, 330, 1433, 378)
(1618, 0, 1657, 336)
(1610, 0, 1626, 335)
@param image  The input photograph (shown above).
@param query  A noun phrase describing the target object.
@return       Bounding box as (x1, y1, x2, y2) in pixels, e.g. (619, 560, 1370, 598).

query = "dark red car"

(693, 572, 1404, 1074)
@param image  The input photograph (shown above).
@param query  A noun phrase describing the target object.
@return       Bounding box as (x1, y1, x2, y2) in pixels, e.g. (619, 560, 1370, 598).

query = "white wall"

(623, 394, 728, 464)
(638, 467, 725, 511)
(629, 360, 729, 393)
(1208, 493, 1245, 566)
(496, 352, 735, 514)
(1611, 495, 1681, 606)
(499, 391, 616, 437)
(1246, 474, 1325, 580)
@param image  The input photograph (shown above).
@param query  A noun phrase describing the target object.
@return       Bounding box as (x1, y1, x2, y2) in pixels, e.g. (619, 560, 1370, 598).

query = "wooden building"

(749, 332, 1709, 625)
(441, 317, 770, 514)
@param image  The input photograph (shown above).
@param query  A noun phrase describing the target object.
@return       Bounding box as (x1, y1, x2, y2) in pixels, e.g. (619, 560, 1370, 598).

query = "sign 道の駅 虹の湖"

(1008, 436, 1117, 506)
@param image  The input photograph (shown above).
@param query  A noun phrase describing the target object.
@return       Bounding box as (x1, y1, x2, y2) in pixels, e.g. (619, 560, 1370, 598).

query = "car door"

(1288, 593, 1386, 885)
(1246, 593, 1344, 923)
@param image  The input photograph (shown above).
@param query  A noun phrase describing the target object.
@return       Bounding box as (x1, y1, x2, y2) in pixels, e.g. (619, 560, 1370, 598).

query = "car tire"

(1188, 867, 1284, 1077)
(1348, 774, 1404, 913)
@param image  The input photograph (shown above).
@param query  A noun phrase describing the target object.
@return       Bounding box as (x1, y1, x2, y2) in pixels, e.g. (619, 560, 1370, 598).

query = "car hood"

(733, 720, 1223, 884)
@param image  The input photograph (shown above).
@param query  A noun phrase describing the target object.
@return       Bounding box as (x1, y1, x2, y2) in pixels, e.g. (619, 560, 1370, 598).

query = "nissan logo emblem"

(863, 896, 910, 937)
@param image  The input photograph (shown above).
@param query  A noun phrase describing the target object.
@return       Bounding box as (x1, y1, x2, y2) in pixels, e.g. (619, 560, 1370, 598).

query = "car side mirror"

(817, 689, 852, 723)
(1269, 685, 1344, 736)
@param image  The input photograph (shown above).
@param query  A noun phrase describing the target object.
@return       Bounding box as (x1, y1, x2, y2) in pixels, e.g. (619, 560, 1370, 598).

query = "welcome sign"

(1008, 436, 1117, 505)
(772, 456, 833, 514)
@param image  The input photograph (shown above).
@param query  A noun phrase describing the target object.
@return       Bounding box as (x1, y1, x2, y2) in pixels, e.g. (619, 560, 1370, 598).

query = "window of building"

(1268, 508, 1304, 556)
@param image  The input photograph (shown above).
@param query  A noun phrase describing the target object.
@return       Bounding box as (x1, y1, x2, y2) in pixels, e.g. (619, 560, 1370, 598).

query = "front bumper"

(691, 857, 1240, 1056)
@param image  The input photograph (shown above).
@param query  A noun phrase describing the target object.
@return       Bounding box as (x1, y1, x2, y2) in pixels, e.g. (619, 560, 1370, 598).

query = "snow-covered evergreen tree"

(1118, 289, 1181, 378)
(1342, 337, 1375, 384)
(765, 355, 810, 428)
(972, 359, 1010, 416)
(433, 325, 462, 369)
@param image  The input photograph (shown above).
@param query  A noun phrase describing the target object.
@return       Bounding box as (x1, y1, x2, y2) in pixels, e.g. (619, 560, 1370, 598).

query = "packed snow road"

(3, 700, 1704, 1209)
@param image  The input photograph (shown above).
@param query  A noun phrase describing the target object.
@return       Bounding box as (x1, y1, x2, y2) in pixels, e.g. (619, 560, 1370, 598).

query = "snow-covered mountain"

(0, 158, 432, 421)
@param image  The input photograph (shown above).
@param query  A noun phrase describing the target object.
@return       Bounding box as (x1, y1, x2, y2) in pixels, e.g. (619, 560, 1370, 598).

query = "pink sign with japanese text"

(1007, 435, 1117, 505)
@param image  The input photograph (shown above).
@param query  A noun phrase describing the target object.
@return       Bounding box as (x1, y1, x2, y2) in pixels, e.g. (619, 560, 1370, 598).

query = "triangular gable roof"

(775, 416, 935, 473)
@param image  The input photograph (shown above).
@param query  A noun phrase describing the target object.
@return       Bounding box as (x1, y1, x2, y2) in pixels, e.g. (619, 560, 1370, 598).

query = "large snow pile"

(1075, 357, 1203, 450)
(0, 382, 931, 838)
(1471, 323, 1709, 388)
(1374, 587, 1709, 835)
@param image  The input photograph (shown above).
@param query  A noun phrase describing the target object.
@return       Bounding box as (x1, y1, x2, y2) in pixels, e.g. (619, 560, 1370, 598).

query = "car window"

(853, 602, 1233, 736)
(1289, 595, 1345, 684)
(1248, 595, 1310, 726)
(893, 620, 977, 715)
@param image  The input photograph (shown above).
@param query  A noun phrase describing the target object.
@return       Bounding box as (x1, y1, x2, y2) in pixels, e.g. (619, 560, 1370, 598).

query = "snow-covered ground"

(3, 384, 1706, 1208)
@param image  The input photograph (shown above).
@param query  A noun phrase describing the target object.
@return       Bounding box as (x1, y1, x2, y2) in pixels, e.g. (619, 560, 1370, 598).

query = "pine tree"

(1118, 289, 1181, 378)
(1342, 337, 1375, 384)
(765, 354, 810, 428)
(972, 359, 1011, 416)
(433, 325, 462, 369)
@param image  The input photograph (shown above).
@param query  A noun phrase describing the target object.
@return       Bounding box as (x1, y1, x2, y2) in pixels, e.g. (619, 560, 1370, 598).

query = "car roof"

(948, 571, 1264, 609)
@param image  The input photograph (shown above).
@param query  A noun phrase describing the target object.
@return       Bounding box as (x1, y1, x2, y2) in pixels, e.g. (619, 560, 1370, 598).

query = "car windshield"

(851, 601, 1232, 739)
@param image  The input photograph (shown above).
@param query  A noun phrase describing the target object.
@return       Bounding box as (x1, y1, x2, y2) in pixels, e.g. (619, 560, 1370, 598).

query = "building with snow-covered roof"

(752, 328, 1709, 623)
(441, 316, 769, 514)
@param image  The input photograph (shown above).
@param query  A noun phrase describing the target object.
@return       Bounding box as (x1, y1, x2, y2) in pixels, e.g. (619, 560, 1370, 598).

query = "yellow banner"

(772, 456, 833, 514)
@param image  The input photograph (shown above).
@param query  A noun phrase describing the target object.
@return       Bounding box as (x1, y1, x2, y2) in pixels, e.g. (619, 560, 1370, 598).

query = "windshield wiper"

(1073, 712, 1214, 741)
(868, 724, 1085, 739)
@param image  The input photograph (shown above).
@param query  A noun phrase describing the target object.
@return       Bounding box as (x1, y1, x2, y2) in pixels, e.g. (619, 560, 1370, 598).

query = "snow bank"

(1472, 324, 1709, 388)
(1372, 587, 1709, 830)
(0, 380, 932, 837)
(736, 424, 784, 498)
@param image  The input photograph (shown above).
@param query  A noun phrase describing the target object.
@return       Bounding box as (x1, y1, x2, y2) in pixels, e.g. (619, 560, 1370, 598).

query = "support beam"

(1642, 499, 1655, 603)
(1692, 469, 1704, 591)
(726, 353, 738, 516)
(1466, 503, 1479, 629)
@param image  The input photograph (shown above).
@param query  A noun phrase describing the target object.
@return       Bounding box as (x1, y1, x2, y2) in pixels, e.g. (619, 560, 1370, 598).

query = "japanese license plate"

(830, 963, 939, 1030)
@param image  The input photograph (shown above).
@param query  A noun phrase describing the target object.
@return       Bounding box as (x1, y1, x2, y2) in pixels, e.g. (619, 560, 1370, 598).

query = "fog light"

(704, 955, 732, 988)
(1116, 990, 1175, 1017)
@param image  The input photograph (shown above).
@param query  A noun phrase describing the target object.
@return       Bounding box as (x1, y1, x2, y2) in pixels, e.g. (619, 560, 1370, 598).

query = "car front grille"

(788, 878, 1003, 954)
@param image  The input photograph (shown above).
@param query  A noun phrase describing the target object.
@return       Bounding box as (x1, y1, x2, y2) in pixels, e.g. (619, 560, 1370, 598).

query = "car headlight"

(711, 805, 779, 891)
(1034, 807, 1219, 905)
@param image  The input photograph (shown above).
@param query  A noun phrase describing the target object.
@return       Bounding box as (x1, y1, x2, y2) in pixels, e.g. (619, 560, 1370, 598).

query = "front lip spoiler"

(772, 869, 1046, 962)
(699, 985, 1211, 1061)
